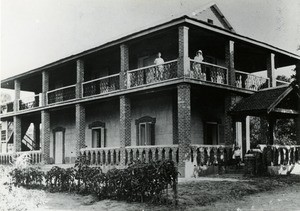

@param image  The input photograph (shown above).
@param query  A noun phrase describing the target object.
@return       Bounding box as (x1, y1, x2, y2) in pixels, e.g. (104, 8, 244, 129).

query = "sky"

(1, 0, 300, 80)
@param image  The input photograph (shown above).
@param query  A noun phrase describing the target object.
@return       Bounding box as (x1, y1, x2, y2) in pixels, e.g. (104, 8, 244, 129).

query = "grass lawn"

(33, 174, 300, 211)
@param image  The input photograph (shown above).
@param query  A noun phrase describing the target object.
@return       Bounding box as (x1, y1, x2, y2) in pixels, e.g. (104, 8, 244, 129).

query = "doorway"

(54, 130, 65, 164)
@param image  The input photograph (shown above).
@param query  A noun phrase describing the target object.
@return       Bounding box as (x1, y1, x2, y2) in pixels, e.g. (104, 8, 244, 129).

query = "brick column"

(119, 95, 131, 166)
(120, 44, 129, 89)
(41, 110, 50, 163)
(225, 40, 235, 86)
(42, 70, 49, 106)
(177, 84, 191, 177)
(14, 80, 21, 112)
(267, 53, 276, 87)
(13, 116, 21, 152)
(76, 59, 84, 98)
(75, 104, 85, 157)
(178, 26, 189, 78)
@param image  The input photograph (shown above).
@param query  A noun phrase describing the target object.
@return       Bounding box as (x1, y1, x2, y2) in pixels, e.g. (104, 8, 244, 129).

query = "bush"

(7, 154, 179, 204)
(10, 167, 44, 187)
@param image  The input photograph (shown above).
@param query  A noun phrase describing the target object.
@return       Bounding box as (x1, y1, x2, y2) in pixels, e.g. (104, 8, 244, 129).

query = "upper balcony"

(1, 21, 299, 117)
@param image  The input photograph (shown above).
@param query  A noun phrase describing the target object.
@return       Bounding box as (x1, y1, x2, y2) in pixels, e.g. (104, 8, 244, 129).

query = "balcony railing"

(189, 60, 228, 85)
(19, 94, 41, 111)
(0, 101, 14, 114)
(235, 70, 269, 91)
(0, 150, 43, 165)
(82, 73, 120, 97)
(257, 144, 300, 166)
(47, 84, 76, 104)
(127, 60, 177, 88)
(190, 144, 233, 166)
(80, 147, 121, 166)
(276, 79, 290, 87)
(125, 145, 179, 165)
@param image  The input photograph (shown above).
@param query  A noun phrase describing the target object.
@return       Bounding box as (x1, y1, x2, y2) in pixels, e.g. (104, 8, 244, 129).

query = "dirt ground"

(32, 178, 300, 211)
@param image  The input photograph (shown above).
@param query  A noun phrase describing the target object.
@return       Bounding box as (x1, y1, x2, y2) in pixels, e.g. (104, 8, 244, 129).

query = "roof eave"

(1, 15, 300, 85)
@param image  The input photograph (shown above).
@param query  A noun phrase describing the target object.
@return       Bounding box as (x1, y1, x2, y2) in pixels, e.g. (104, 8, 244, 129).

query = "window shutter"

(104, 128, 107, 147)
(150, 123, 155, 145)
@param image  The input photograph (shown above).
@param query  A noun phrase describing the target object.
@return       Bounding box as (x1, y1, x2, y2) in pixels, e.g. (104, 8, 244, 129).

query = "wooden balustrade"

(125, 145, 179, 165)
(190, 145, 233, 166)
(80, 147, 121, 166)
(258, 145, 300, 166)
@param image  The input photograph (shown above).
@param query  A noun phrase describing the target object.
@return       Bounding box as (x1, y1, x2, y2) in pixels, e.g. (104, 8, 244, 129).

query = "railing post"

(178, 26, 189, 78)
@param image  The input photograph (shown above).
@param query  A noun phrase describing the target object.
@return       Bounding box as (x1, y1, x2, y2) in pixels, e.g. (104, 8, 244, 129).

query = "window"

(207, 19, 214, 24)
(135, 116, 156, 146)
(92, 127, 106, 148)
(1, 131, 6, 141)
(89, 121, 106, 148)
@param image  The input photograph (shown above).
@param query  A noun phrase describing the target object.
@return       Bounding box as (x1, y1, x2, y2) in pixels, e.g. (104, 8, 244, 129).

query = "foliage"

(9, 167, 44, 187)
(0, 155, 46, 211)
(250, 116, 296, 146)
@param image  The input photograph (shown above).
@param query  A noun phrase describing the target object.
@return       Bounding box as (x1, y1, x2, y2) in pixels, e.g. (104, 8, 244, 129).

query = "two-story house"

(1, 4, 299, 177)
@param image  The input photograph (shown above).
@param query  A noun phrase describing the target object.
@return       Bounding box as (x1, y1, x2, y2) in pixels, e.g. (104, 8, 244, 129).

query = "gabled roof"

(189, 3, 235, 32)
(231, 83, 299, 116)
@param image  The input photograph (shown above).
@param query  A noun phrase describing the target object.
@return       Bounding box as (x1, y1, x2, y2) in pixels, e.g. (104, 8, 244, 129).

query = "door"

(205, 123, 219, 145)
(54, 131, 64, 164)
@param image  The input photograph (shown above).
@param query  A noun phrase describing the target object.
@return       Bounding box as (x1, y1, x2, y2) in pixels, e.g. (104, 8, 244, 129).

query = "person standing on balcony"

(193, 50, 205, 80)
(154, 52, 165, 81)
